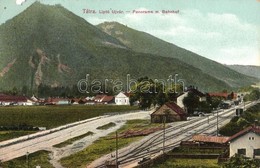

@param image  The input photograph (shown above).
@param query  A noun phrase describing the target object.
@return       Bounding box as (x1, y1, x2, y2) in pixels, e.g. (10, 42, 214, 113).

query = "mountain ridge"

(0, 2, 254, 94)
(226, 65, 260, 79)
(97, 21, 259, 88)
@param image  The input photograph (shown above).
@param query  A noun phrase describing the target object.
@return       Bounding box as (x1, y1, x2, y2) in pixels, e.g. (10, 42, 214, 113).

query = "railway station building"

(151, 102, 187, 123)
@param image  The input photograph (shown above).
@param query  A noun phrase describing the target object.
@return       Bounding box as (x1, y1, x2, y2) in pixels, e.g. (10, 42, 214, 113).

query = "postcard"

(0, 0, 259, 168)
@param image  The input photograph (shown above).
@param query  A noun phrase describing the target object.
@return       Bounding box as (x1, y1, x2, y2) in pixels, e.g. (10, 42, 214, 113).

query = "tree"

(183, 92, 200, 115)
(244, 89, 260, 101)
(130, 77, 166, 109)
(223, 154, 260, 168)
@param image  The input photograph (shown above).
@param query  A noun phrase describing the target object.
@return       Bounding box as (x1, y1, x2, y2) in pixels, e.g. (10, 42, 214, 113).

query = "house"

(101, 95, 115, 104)
(151, 102, 187, 123)
(115, 92, 130, 105)
(209, 92, 237, 100)
(0, 94, 35, 106)
(177, 92, 188, 109)
(228, 125, 260, 159)
(177, 88, 206, 109)
(45, 98, 70, 105)
(94, 94, 107, 103)
(94, 94, 115, 104)
(192, 134, 229, 145)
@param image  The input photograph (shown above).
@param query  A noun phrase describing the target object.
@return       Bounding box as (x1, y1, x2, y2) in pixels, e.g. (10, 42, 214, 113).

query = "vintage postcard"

(0, 0, 259, 168)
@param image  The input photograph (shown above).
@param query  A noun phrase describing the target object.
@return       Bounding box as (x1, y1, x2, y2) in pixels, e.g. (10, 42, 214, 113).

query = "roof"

(46, 98, 69, 103)
(151, 102, 186, 117)
(209, 93, 229, 98)
(165, 102, 186, 116)
(228, 125, 260, 142)
(115, 92, 131, 98)
(94, 94, 107, 100)
(101, 95, 114, 102)
(0, 94, 28, 102)
(192, 134, 229, 144)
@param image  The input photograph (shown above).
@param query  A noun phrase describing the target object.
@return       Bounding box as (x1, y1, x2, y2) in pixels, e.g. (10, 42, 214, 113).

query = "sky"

(0, 0, 259, 66)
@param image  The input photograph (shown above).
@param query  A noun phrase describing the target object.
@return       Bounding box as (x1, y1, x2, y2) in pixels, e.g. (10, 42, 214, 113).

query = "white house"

(177, 92, 188, 109)
(177, 88, 206, 109)
(115, 92, 130, 105)
(229, 126, 260, 159)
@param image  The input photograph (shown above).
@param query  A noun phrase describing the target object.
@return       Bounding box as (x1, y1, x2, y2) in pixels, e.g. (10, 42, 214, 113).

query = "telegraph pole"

(163, 116, 166, 154)
(26, 152, 29, 168)
(116, 131, 118, 168)
(217, 109, 219, 136)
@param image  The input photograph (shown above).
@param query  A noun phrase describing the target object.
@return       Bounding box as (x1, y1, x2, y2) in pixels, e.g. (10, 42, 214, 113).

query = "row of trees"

(129, 77, 182, 109)
(219, 102, 260, 136)
(243, 89, 260, 101)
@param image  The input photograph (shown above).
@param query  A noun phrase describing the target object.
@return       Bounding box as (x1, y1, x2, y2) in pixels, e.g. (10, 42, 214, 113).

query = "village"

(1, 85, 259, 167)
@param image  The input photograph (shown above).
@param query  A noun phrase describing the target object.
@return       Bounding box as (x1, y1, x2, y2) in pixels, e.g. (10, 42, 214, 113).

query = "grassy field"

(0, 131, 37, 142)
(96, 122, 116, 130)
(0, 105, 138, 129)
(0, 150, 54, 168)
(53, 131, 94, 148)
(60, 119, 161, 168)
(152, 158, 220, 168)
(0, 105, 138, 141)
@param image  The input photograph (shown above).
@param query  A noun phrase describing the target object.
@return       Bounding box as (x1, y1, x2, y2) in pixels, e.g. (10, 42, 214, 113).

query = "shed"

(151, 102, 187, 123)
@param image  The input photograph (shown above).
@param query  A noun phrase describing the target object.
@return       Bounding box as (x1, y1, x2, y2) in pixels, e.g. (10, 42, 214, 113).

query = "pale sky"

(0, 0, 259, 66)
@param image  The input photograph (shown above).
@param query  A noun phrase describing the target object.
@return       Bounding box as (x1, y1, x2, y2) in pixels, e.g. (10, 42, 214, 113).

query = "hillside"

(226, 65, 260, 79)
(97, 22, 259, 88)
(0, 2, 234, 93)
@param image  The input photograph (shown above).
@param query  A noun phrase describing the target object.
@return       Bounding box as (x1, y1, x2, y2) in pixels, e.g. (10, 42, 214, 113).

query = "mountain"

(0, 2, 245, 94)
(226, 65, 260, 79)
(97, 22, 259, 88)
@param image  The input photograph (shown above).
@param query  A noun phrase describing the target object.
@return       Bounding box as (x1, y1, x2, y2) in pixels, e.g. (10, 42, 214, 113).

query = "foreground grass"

(0, 131, 36, 142)
(53, 131, 94, 148)
(152, 158, 220, 168)
(0, 105, 138, 129)
(1, 150, 53, 168)
(96, 122, 116, 130)
(60, 119, 161, 168)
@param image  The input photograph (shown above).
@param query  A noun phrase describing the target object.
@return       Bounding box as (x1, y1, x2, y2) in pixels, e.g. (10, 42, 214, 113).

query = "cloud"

(85, 8, 259, 65)
(16, 0, 26, 5)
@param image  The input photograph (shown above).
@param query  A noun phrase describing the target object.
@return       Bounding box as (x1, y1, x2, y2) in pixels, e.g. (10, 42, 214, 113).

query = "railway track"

(95, 102, 256, 168)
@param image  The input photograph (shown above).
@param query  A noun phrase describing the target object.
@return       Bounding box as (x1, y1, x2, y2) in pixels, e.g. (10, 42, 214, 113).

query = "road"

(0, 110, 152, 164)
(88, 101, 258, 168)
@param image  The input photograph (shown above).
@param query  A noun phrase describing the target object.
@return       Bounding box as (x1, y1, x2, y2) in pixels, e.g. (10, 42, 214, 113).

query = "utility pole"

(26, 152, 29, 168)
(163, 116, 166, 154)
(116, 131, 118, 168)
(217, 109, 219, 136)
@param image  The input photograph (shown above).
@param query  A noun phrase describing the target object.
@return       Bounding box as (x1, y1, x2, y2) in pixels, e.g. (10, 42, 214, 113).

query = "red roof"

(101, 95, 114, 103)
(228, 125, 260, 142)
(192, 134, 229, 144)
(0, 94, 28, 102)
(94, 94, 107, 101)
(165, 102, 186, 117)
(209, 93, 229, 98)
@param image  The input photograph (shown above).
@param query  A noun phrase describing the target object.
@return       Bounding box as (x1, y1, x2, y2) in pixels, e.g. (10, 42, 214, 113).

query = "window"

(249, 137, 255, 140)
(254, 149, 260, 156)
(237, 148, 246, 155)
